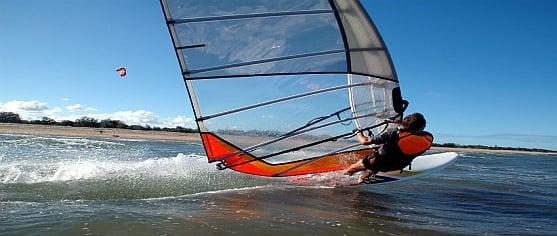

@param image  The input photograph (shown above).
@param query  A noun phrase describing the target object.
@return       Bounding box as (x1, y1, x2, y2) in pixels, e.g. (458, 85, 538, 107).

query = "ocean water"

(1, 133, 556, 235)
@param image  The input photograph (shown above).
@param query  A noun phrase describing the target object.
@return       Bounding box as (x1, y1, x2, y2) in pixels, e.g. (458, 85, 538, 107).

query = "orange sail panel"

(201, 133, 373, 177)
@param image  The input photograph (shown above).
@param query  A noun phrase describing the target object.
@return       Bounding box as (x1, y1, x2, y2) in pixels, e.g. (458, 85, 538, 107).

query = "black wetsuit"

(364, 128, 430, 173)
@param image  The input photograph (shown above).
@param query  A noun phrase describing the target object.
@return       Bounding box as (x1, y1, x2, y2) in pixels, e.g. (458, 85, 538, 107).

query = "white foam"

(0, 153, 212, 184)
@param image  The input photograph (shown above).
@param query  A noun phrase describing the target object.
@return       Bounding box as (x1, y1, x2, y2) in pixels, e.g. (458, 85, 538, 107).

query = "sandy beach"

(0, 123, 200, 142)
(1, 123, 553, 155)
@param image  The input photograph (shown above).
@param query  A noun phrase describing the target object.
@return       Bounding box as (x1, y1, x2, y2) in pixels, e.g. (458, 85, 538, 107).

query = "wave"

(1, 153, 280, 201)
(0, 134, 288, 202)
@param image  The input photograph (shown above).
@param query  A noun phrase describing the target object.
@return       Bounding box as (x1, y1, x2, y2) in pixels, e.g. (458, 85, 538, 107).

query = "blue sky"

(1, 0, 556, 150)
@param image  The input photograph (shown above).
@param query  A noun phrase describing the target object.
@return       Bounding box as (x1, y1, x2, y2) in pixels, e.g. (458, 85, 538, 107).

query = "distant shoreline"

(1, 123, 555, 155)
(0, 123, 200, 142)
(428, 146, 555, 155)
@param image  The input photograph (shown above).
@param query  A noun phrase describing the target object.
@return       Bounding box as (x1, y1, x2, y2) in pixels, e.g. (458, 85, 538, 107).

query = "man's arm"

(355, 129, 393, 146)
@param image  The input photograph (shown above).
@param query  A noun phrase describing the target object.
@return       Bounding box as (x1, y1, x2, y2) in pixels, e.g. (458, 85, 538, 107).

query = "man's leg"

(344, 159, 365, 176)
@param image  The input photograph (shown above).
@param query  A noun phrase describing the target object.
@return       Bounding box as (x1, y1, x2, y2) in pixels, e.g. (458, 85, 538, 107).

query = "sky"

(1, 0, 556, 150)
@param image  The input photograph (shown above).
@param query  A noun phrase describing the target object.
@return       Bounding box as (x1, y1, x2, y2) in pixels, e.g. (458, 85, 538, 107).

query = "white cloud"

(67, 104, 83, 111)
(61, 110, 195, 128)
(45, 107, 64, 117)
(66, 104, 98, 113)
(109, 110, 160, 126)
(260, 114, 274, 119)
(167, 115, 195, 128)
(76, 110, 196, 128)
(0, 100, 50, 120)
(0, 100, 48, 111)
(1, 99, 196, 128)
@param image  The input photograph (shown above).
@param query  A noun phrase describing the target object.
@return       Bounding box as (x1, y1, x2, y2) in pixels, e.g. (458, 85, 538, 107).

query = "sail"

(160, 0, 405, 177)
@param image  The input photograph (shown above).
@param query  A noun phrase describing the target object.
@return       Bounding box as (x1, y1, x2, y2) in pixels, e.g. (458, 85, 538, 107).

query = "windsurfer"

(344, 113, 433, 183)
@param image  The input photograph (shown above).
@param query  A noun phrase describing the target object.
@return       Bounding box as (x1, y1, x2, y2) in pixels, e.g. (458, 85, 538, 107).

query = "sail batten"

(160, 0, 404, 177)
(186, 49, 346, 76)
(208, 110, 387, 163)
(169, 9, 334, 24)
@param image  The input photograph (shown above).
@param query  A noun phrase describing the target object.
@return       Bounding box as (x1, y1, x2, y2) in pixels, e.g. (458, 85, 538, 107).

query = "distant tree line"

(0, 111, 197, 133)
(432, 142, 556, 154)
(2, 111, 556, 153)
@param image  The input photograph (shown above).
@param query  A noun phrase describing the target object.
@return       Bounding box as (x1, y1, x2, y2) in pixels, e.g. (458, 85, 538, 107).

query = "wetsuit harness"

(362, 129, 433, 173)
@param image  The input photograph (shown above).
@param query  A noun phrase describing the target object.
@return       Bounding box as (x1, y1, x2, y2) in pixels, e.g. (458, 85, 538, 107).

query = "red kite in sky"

(115, 67, 127, 77)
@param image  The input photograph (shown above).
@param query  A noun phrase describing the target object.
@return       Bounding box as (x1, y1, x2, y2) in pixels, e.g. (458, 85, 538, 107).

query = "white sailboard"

(290, 152, 458, 186)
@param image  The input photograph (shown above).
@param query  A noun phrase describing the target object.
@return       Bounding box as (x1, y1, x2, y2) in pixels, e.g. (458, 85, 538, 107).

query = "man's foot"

(357, 170, 373, 183)
(357, 175, 367, 184)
